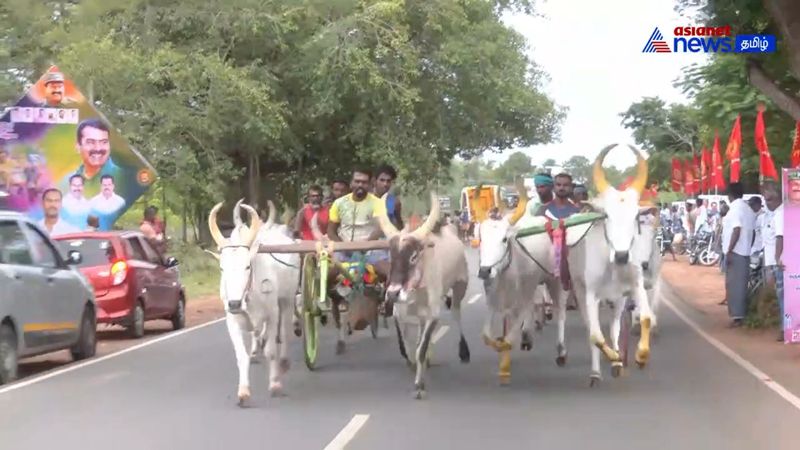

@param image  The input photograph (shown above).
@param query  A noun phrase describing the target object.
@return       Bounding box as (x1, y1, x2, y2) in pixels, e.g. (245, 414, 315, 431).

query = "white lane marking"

(467, 294, 482, 305)
(324, 414, 369, 450)
(664, 298, 800, 411)
(432, 325, 450, 344)
(0, 317, 225, 396)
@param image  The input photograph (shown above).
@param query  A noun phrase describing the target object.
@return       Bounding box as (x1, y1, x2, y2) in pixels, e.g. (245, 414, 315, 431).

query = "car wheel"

(0, 324, 19, 385)
(171, 296, 186, 331)
(71, 307, 97, 361)
(128, 301, 145, 339)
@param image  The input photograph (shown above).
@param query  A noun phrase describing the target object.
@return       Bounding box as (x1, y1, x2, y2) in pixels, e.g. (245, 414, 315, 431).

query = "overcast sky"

(494, 0, 706, 169)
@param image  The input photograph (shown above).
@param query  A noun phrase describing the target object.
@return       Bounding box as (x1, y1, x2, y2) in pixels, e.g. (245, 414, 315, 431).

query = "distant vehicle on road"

(0, 211, 96, 385)
(53, 231, 186, 339)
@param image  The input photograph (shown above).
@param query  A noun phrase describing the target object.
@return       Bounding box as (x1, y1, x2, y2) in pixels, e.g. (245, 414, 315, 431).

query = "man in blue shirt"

(374, 164, 404, 230)
(536, 173, 581, 219)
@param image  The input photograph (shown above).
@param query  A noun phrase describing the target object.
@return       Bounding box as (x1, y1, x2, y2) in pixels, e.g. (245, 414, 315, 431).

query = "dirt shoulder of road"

(662, 257, 800, 393)
(17, 295, 224, 379)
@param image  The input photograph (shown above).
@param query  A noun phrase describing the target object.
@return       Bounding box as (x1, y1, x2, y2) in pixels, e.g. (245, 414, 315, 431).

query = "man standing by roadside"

(748, 196, 765, 257)
(722, 182, 756, 328)
(324, 179, 349, 207)
(761, 182, 784, 341)
(140, 205, 167, 253)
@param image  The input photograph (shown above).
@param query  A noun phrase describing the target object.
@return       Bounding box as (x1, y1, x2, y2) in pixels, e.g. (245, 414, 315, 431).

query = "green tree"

(493, 151, 533, 183)
(561, 155, 591, 184)
(0, 0, 564, 241)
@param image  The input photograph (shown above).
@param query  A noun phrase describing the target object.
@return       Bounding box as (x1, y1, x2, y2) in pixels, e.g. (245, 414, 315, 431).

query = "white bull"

(632, 208, 664, 332)
(567, 144, 655, 385)
(376, 192, 471, 400)
(207, 200, 300, 406)
(476, 180, 566, 385)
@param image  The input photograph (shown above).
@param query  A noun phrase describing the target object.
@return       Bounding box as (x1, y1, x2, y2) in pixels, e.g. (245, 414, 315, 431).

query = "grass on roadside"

(169, 242, 219, 300)
(745, 282, 780, 329)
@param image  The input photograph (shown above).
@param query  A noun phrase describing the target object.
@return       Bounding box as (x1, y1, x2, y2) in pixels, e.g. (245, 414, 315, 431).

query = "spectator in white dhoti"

(722, 183, 756, 328)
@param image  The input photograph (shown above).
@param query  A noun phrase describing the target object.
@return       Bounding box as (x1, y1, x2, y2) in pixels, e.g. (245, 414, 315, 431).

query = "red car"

(53, 231, 186, 338)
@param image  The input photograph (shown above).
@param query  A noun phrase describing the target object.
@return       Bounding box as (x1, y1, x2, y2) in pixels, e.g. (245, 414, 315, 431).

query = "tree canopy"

(0, 0, 563, 237)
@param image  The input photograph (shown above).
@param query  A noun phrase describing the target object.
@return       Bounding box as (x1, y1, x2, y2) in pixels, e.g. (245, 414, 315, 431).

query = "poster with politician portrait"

(0, 66, 156, 231)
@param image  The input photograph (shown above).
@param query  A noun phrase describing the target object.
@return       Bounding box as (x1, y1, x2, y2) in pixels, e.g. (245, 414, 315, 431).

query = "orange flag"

(792, 121, 800, 168)
(725, 115, 742, 182)
(711, 131, 726, 189)
(754, 106, 779, 180)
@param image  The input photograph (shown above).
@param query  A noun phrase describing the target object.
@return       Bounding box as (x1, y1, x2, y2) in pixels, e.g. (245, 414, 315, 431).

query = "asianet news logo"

(642, 26, 776, 53)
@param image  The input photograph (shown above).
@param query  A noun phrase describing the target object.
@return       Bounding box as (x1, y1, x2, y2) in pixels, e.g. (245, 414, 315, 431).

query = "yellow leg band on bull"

(591, 336, 620, 362)
(482, 334, 512, 352)
(498, 349, 511, 382)
(636, 316, 652, 366)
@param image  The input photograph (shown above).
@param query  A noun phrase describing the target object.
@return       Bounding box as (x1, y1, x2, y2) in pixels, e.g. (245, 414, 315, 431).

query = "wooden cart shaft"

(258, 239, 391, 254)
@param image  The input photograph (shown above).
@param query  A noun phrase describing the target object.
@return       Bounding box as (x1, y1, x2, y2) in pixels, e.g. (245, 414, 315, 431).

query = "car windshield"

(54, 238, 117, 268)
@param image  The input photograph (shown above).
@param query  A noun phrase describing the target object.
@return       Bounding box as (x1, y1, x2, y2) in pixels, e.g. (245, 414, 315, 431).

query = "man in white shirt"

(61, 174, 91, 228)
(761, 182, 785, 341)
(748, 196, 765, 256)
(38, 188, 79, 236)
(722, 182, 756, 327)
(89, 174, 126, 214)
(695, 198, 710, 235)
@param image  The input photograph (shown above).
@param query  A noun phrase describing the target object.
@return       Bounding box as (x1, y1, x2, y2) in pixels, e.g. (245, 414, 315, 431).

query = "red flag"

(617, 176, 634, 191)
(754, 106, 779, 180)
(684, 159, 696, 195)
(671, 157, 683, 191)
(792, 121, 800, 168)
(700, 146, 711, 191)
(711, 131, 726, 190)
(693, 153, 702, 193)
(725, 115, 742, 182)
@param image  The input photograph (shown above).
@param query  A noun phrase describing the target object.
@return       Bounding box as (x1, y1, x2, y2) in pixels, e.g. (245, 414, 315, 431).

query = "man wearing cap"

(39, 72, 77, 107)
(528, 173, 555, 216)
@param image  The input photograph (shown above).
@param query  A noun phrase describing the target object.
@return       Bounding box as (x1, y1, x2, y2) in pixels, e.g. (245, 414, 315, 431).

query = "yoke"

(515, 212, 606, 239)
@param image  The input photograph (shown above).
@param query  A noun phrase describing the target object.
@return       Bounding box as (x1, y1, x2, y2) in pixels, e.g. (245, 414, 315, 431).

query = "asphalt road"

(2, 248, 799, 450)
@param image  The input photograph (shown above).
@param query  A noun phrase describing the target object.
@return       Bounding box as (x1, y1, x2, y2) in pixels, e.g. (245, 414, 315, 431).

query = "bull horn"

(411, 191, 440, 241)
(508, 177, 529, 225)
(592, 143, 619, 194)
(627, 145, 648, 194)
(310, 212, 324, 240)
(239, 203, 262, 246)
(264, 200, 276, 229)
(376, 193, 400, 238)
(208, 202, 227, 249)
(233, 198, 245, 229)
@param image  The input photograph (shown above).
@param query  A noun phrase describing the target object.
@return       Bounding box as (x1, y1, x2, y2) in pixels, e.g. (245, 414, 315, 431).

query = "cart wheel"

(302, 254, 320, 370)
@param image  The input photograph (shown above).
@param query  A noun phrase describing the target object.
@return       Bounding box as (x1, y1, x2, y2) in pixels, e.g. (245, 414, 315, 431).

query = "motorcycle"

(688, 230, 720, 266)
(747, 250, 764, 299)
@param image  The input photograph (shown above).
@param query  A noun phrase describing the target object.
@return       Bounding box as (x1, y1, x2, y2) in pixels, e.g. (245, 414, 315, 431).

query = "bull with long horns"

(375, 191, 471, 400)
(566, 143, 656, 385)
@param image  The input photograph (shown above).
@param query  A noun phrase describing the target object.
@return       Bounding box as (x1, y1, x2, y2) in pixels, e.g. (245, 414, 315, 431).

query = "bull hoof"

(279, 358, 291, 374)
(269, 381, 285, 397)
(293, 325, 302, 337)
(611, 363, 623, 378)
(545, 311, 553, 321)
(336, 340, 346, 355)
(589, 373, 601, 388)
(535, 320, 543, 331)
(556, 355, 567, 367)
(413, 383, 426, 400)
(521, 332, 533, 351)
(498, 374, 511, 386)
(445, 296, 452, 310)
(237, 386, 251, 407)
(635, 348, 650, 368)
(459, 338, 471, 363)
(320, 315, 328, 326)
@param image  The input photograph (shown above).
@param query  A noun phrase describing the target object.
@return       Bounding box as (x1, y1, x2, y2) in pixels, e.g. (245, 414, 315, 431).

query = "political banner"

(0, 66, 156, 233)
(782, 168, 800, 343)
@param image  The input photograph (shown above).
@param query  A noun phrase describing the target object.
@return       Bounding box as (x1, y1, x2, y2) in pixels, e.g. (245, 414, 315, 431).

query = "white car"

(0, 211, 97, 384)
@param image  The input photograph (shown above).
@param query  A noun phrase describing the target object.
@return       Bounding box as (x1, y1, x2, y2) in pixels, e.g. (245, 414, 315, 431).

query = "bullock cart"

(513, 211, 644, 373)
(258, 239, 390, 370)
